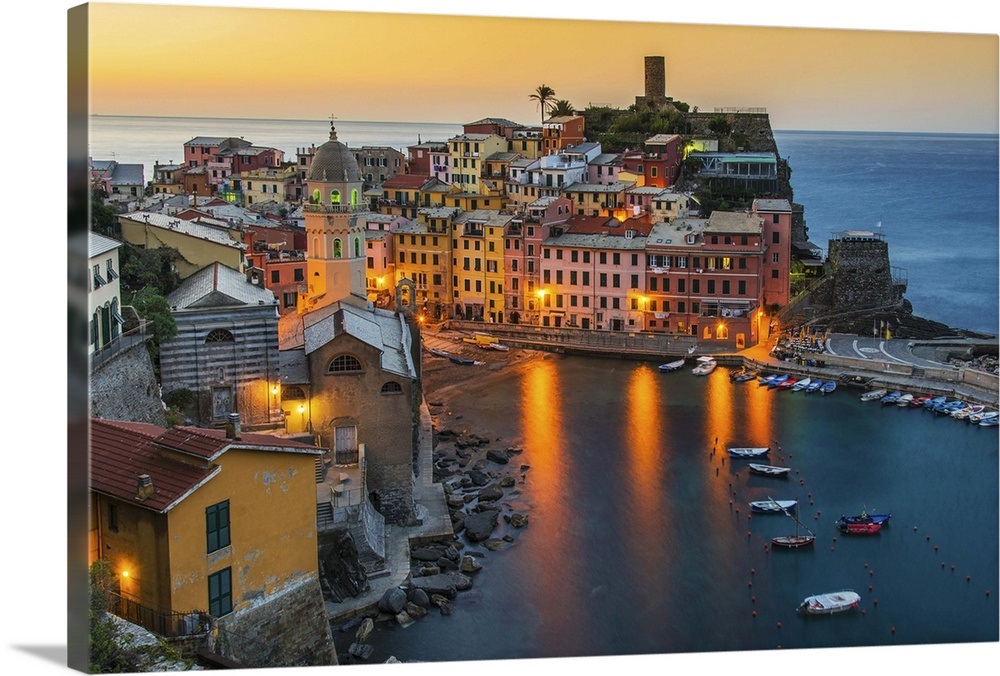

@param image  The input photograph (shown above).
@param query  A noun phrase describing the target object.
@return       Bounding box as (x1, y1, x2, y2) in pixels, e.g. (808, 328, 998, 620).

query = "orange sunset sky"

(83, 1, 998, 133)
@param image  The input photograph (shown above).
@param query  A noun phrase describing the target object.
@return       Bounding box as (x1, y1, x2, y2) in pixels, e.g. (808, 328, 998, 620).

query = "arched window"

(716, 324, 729, 340)
(282, 385, 306, 400)
(206, 328, 235, 344)
(312, 188, 320, 203)
(351, 189, 358, 206)
(328, 355, 363, 373)
(313, 237, 320, 257)
(703, 326, 712, 340)
(110, 298, 121, 340)
(331, 190, 341, 205)
(380, 381, 403, 395)
(333, 238, 342, 258)
(354, 237, 361, 257)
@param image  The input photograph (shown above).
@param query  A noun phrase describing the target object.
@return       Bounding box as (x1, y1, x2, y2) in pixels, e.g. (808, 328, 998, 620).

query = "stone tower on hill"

(300, 120, 368, 313)
(636, 55, 671, 109)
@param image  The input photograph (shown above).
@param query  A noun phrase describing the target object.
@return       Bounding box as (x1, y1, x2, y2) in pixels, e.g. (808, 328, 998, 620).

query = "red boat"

(911, 394, 932, 407)
(777, 377, 798, 390)
(838, 522, 882, 535)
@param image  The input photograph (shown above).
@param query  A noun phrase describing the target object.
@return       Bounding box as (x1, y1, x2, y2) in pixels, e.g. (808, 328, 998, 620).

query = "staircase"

(316, 502, 334, 531)
(348, 525, 389, 579)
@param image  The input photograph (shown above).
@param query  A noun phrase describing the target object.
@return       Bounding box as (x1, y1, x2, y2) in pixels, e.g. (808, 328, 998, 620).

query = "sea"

(87, 116, 999, 666)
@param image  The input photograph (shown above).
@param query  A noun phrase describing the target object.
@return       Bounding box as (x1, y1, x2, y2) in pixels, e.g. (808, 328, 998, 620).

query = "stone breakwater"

(330, 362, 535, 664)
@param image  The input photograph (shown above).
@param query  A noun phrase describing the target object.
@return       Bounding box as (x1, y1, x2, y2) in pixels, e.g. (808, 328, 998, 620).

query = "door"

(334, 425, 358, 464)
(212, 387, 232, 420)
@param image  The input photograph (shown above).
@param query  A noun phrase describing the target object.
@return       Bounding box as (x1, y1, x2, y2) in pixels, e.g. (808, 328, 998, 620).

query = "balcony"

(303, 203, 368, 214)
(108, 589, 212, 638)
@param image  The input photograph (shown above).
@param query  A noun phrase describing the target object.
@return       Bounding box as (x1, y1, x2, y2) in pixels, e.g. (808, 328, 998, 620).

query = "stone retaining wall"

(90, 341, 168, 426)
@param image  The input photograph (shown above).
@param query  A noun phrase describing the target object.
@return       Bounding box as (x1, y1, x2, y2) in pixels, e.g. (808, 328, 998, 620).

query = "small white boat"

(791, 378, 812, 392)
(800, 590, 861, 615)
(748, 463, 791, 477)
(979, 414, 999, 427)
(727, 447, 769, 458)
(895, 393, 914, 407)
(968, 409, 997, 424)
(953, 404, 984, 420)
(489, 343, 510, 352)
(751, 499, 797, 513)
(692, 356, 717, 376)
(860, 389, 887, 402)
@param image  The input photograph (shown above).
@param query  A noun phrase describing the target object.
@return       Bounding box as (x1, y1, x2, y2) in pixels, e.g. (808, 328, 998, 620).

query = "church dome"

(307, 123, 362, 183)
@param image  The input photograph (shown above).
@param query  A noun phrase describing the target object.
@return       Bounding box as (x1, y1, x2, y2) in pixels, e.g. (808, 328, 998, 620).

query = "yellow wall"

(119, 218, 245, 278)
(165, 449, 319, 616)
(394, 220, 453, 309)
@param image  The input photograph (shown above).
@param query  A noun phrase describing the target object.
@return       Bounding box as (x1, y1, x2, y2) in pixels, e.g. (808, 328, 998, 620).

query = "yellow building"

(118, 210, 247, 279)
(509, 128, 544, 159)
(451, 210, 511, 321)
(393, 207, 459, 320)
(442, 189, 505, 212)
(237, 165, 297, 206)
(88, 419, 335, 666)
(447, 133, 507, 190)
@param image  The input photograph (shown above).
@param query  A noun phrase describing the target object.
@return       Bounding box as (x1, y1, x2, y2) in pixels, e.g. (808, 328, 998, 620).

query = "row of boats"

(860, 389, 999, 425)
(728, 446, 887, 614)
(756, 373, 838, 394)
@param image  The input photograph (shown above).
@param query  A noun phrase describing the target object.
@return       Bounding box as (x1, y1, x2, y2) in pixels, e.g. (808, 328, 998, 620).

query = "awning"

(112, 309, 126, 325)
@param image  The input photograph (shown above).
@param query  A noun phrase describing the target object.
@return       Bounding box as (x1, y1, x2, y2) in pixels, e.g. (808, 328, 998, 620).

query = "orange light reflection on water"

(625, 365, 665, 516)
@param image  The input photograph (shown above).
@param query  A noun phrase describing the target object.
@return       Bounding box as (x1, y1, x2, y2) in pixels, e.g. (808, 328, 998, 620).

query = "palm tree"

(529, 84, 556, 123)
(549, 99, 575, 117)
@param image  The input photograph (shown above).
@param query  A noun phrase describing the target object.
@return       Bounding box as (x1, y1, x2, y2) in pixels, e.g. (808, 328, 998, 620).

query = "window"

(722, 280, 730, 294)
(282, 385, 305, 399)
(381, 381, 403, 395)
(707, 280, 715, 294)
(650, 277, 658, 291)
(108, 503, 119, 533)
(738, 280, 746, 295)
(772, 253, 780, 264)
(205, 329, 234, 344)
(613, 253, 620, 265)
(293, 268, 304, 282)
(692, 279, 700, 293)
(772, 231, 780, 244)
(582, 271, 590, 286)
(630, 274, 638, 289)
(208, 568, 233, 617)
(599, 273, 607, 287)
(328, 355, 363, 373)
(600, 252, 607, 264)
(571, 250, 578, 263)
(206, 500, 231, 553)
(283, 292, 297, 308)
(771, 269, 779, 279)
(333, 239, 343, 258)
(270, 270, 280, 284)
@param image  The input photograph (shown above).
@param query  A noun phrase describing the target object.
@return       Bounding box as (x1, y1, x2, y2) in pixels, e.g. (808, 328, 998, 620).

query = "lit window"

(328, 355, 363, 373)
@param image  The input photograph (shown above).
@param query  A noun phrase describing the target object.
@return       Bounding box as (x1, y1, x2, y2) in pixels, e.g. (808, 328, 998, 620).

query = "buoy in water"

(752, 610, 757, 617)
(776, 622, 782, 629)
(967, 576, 972, 582)
(869, 570, 874, 576)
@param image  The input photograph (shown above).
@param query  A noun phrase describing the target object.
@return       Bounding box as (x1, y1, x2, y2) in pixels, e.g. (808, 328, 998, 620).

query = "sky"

(1, 3, 997, 676)
(83, 1, 999, 134)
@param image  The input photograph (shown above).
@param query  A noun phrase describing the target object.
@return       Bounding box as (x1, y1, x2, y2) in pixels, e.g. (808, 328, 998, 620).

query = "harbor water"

(364, 356, 998, 660)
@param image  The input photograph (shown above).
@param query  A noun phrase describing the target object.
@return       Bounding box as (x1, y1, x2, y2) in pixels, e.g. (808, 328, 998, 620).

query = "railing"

(91, 321, 152, 371)
(109, 589, 211, 638)
(303, 203, 367, 214)
(444, 320, 698, 356)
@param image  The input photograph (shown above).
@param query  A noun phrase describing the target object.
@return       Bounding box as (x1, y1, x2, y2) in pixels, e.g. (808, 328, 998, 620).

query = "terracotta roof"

(90, 419, 324, 512)
(90, 419, 219, 513)
(157, 425, 323, 461)
(383, 174, 431, 189)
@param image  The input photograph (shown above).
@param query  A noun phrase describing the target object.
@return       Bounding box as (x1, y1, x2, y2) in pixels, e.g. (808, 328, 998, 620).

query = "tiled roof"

(302, 303, 416, 379)
(706, 211, 764, 233)
(167, 262, 276, 311)
(121, 211, 247, 249)
(89, 232, 122, 258)
(645, 133, 681, 144)
(383, 174, 431, 189)
(465, 117, 520, 127)
(754, 198, 792, 212)
(89, 419, 220, 513)
(109, 164, 144, 185)
(156, 425, 322, 461)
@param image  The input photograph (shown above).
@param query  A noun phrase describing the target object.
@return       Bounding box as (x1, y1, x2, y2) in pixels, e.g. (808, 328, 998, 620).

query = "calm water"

(365, 356, 998, 661)
(88, 117, 999, 334)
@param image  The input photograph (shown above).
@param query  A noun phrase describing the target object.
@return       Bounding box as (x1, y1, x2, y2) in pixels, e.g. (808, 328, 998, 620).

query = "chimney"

(225, 413, 241, 439)
(136, 474, 154, 501)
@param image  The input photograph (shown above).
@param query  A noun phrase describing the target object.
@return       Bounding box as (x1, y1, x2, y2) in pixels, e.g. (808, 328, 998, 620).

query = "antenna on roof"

(329, 113, 338, 141)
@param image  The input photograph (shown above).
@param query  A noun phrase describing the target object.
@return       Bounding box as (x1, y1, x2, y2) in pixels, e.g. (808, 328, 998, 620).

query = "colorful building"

(541, 115, 585, 154)
(503, 197, 573, 325)
(87, 232, 125, 355)
(393, 207, 459, 320)
(118, 211, 248, 279)
(88, 419, 334, 666)
(447, 133, 507, 190)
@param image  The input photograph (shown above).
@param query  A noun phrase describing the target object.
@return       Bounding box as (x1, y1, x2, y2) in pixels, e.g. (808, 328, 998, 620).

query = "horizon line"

(88, 113, 998, 138)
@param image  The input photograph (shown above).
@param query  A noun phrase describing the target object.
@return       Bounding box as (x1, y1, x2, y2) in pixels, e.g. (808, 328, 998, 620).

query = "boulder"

(443, 545, 460, 561)
(483, 539, 506, 551)
(408, 588, 430, 608)
(460, 555, 483, 574)
(408, 572, 472, 597)
(477, 484, 504, 502)
(418, 565, 440, 577)
(486, 449, 510, 465)
(510, 512, 529, 528)
(349, 642, 375, 660)
(355, 617, 374, 642)
(469, 470, 490, 487)
(463, 510, 499, 542)
(430, 593, 450, 608)
(437, 557, 458, 571)
(405, 602, 428, 619)
(395, 611, 414, 628)
(499, 476, 516, 488)
(378, 588, 407, 614)
(411, 547, 443, 562)
(520, 464, 530, 472)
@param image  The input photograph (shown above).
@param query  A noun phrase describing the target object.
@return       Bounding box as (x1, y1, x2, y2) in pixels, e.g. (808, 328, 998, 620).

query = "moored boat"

(428, 349, 451, 359)
(895, 393, 914, 407)
(791, 377, 812, 392)
(953, 404, 984, 420)
(880, 391, 901, 405)
(750, 499, 797, 513)
(911, 394, 932, 407)
(768, 374, 790, 389)
(748, 463, 791, 477)
(806, 380, 824, 393)
(968, 409, 997, 424)
(772, 503, 816, 548)
(727, 447, 770, 458)
(860, 389, 887, 402)
(837, 510, 891, 526)
(734, 369, 759, 382)
(776, 376, 798, 391)
(449, 355, 482, 366)
(820, 380, 837, 395)
(837, 521, 882, 535)
(691, 356, 717, 375)
(658, 358, 686, 373)
(979, 413, 999, 427)
(758, 374, 777, 386)
(800, 590, 861, 615)
(489, 342, 510, 352)
(924, 395, 947, 410)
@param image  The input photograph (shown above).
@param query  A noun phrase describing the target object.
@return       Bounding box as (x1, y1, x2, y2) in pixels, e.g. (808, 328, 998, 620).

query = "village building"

(352, 146, 405, 187)
(88, 418, 334, 667)
(405, 140, 448, 176)
(118, 211, 248, 279)
(393, 207, 460, 321)
(86, 232, 125, 355)
(159, 262, 282, 428)
(91, 159, 145, 198)
(447, 133, 507, 190)
(233, 164, 298, 205)
(541, 115, 585, 154)
(503, 197, 573, 325)
(509, 127, 544, 159)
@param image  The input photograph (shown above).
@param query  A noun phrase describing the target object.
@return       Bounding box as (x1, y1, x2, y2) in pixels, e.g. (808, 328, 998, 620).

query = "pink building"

(536, 216, 652, 330)
(587, 153, 624, 185)
(753, 198, 793, 309)
(406, 141, 447, 176)
(643, 211, 770, 347)
(503, 196, 572, 325)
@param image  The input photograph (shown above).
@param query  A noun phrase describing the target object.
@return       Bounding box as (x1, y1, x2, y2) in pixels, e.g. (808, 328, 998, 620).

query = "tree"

(91, 191, 121, 237)
(132, 287, 177, 346)
(529, 84, 556, 123)
(549, 99, 575, 117)
(119, 243, 181, 300)
(708, 115, 732, 138)
(89, 560, 136, 673)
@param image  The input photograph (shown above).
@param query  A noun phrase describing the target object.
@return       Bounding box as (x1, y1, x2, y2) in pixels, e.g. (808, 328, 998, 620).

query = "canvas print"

(65, 1, 998, 673)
